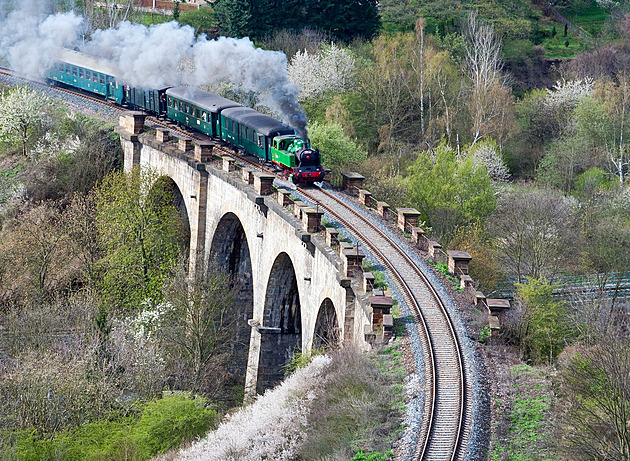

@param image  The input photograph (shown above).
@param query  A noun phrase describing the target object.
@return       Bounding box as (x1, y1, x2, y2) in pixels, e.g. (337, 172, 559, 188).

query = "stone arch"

(258, 252, 302, 392)
(313, 298, 341, 350)
(209, 212, 254, 403)
(150, 175, 191, 254)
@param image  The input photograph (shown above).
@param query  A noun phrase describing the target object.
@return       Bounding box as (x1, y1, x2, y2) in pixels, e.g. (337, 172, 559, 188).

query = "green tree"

(516, 278, 571, 365)
(406, 142, 496, 241)
(178, 5, 216, 36)
(305, 0, 380, 42)
(94, 167, 187, 311)
(214, 0, 252, 37)
(173, 1, 180, 20)
(308, 121, 367, 180)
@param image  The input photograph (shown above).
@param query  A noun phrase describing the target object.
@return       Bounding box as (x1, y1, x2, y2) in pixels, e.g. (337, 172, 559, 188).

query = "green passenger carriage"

(165, 86, 241, 138)
(47, 49, 124, 104)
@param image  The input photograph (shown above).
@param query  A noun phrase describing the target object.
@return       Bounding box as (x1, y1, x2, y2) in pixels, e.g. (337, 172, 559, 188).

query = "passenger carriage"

(166, 86, 242, 138)
(47, 49, 124, 104)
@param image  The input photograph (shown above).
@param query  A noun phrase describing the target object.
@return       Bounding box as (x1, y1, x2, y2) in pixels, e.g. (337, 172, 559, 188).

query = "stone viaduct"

(116, 113, 387, 397)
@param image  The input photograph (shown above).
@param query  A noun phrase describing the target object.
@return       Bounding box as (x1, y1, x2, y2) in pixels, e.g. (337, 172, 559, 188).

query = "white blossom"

(468, 141, 511, 182)
(31, 132, 81, 161)
(288, 43, 356, 101)
(177, 355, 332, 461)
(544, 78, 594, 112)
(0, 86, 52, 156)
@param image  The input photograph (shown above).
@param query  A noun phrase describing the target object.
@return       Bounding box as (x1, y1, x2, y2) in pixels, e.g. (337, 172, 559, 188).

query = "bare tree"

(463, 11, 511, 147)
(160, 259, 240, 394)
(558, 335, 630, 460)
(88, 0, 136, 30)
(489, 188, 578, 283)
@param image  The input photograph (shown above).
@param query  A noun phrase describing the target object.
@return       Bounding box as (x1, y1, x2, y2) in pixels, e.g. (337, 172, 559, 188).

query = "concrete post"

(397, 208, 421, 233)
(193, 141, 214, 162)
(177, 135, 192, 152)
(341, 172, 365, 196)
(253, 173, 275, 195)
(156, 128, 170, 143)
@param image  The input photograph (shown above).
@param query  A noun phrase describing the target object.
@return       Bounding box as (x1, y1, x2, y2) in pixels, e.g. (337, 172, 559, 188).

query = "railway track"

(2, 68, 473, 459)
(298, 186, 471, 461)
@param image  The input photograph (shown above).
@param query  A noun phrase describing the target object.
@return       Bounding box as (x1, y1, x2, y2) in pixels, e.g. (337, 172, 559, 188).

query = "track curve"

(298, 186, 469, 461)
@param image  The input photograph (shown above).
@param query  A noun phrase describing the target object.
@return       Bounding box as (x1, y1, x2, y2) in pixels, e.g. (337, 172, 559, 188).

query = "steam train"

(46, 49, 325, 184)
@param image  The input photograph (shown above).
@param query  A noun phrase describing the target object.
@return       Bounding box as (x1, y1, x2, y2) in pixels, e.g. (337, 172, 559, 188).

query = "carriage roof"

(55, 48, 120, 78)
(221, 106, 295, 137)
(166, 86, 242, 113)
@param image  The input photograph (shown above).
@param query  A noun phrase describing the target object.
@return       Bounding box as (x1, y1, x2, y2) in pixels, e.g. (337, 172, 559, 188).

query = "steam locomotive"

(46, 49, 325, 184)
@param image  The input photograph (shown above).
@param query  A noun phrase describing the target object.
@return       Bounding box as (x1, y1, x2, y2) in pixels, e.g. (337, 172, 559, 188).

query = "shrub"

(130, 394, 217, 458)
(1, 395, 217, 461)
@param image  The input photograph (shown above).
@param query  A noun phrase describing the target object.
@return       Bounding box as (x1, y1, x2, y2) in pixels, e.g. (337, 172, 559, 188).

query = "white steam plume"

(0, 0, 84, 78)
(0, 2, 308, 137)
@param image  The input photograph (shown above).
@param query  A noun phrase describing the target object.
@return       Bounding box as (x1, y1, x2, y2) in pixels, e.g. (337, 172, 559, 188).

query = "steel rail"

(298, 186, 466, 461)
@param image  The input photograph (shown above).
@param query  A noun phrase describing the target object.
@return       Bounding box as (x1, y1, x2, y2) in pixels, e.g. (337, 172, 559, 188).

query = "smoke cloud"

(0, 2, 308, 137)
(0, 0, 84, 78)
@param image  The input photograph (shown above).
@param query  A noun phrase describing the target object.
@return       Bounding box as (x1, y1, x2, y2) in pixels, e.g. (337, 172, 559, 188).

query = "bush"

(0, 395, 217, 461)
(130, 394, 217, 458)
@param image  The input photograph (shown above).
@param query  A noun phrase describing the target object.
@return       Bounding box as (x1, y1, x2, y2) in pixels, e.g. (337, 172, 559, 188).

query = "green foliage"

(573, 167, 614, 198)
(178, 5, 216, 36)
(362, 260, 388, 290)
(429, 260, 449, 276)
(407, 142, 496, 241)
(2, 395, 216, 461)
(172, 1, 180, 20)
(516, 278, 572, 364)
(491, 364, 556, 461)
(95, 167, 188, 311)
(351, 450, 394, 461)
(214, 0, 252, 37)
(479, 324, 491, 343)
(308, 121, 367, 179)
(282, 347, 326, 375)
(129, 394, 217, 458)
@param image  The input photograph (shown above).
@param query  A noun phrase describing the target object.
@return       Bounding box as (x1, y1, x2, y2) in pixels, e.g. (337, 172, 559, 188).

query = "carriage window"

(202, 111, 207, 122)
(93, 72, 98, 82)
(72, 67, 77, 77)
(99, 74, 105, 84)
(168, 97, 173, 107)
(86, 71, 91, 80)
(257, 135, 264, 148)
(245, 127, 249, 139)
(79, 69, 84, 78)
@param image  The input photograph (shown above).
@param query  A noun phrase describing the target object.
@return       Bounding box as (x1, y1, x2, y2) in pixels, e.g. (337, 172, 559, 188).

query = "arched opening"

(313, 298, 341, 350)
(258, 252, 301, 392)
(149, 175, 191, 256)
(208, 213, 254, 404)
